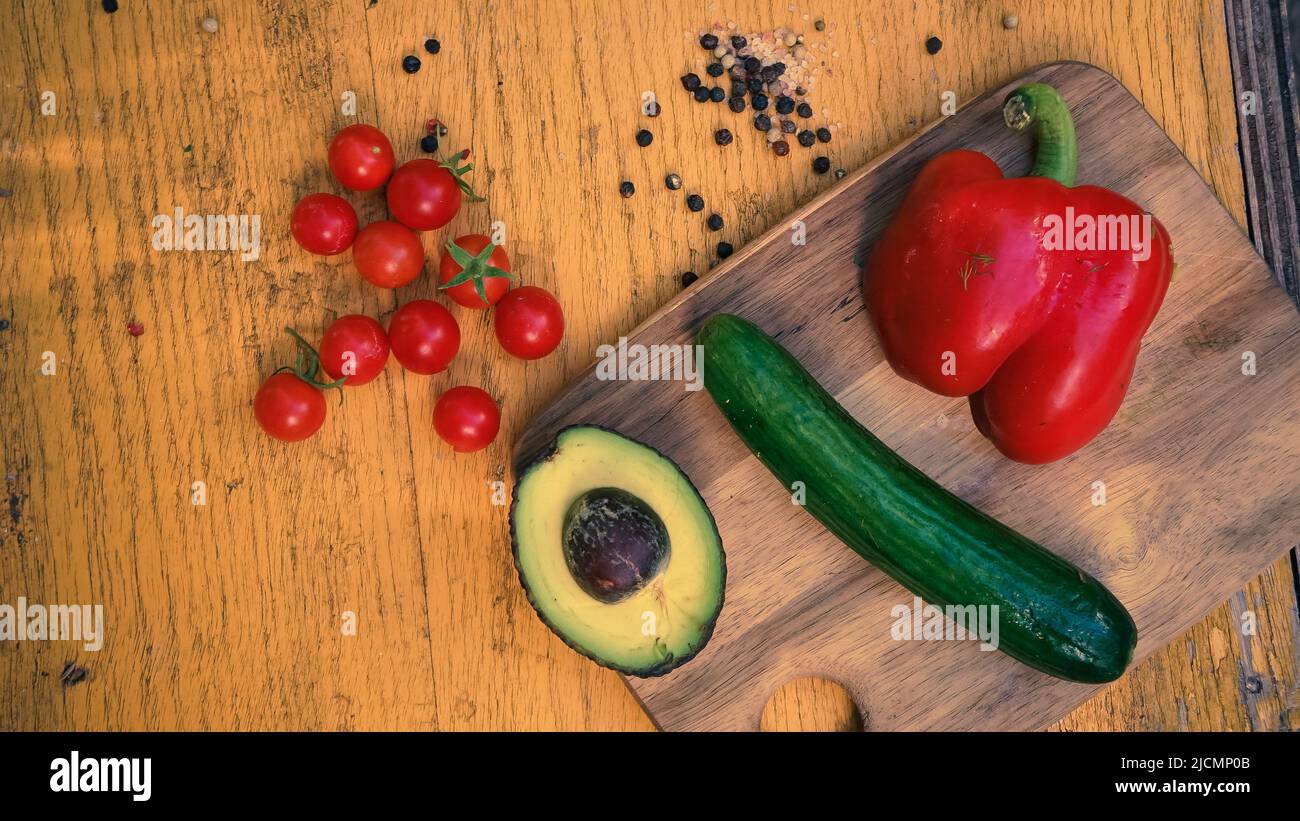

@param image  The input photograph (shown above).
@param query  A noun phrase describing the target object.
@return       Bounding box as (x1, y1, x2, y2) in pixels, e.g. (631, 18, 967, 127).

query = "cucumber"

(697, 313, 1136, 683)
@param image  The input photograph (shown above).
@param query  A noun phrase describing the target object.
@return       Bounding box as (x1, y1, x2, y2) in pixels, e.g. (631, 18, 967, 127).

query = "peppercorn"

(781, 118, 797, 134)
(770, 62, 787, 76)
(775, 95, 795, 115)
(1002, 13, 1019, 29)
(925, 36, 943, 54)
(717, 241, 734, 259)
(424, 38, 441, 54)
(693, 86, 711, 103)
(420, 133, 439, 153)
(686, 193, 704, 212)
(681, 272, 699, 287)
(665, 173, 683, 190)
(402, 55, 422, 73)
(681, 73, 702, 91)
(816, 127, 832, 143)
(201, 16, 219, 32)
(772, 139, 790, 156)
(834, 168, 847, 179)
(706, 62, 724, 77)
(731, 78, 747, 95)
(714, 129, 733, 146)
(709, 86, 726, 102)
(635, 129, 653, 147)
(731, 35, 747, 50)
(744, 56, 761, 73)
(700, 33, 719, 49)
(797, 129, 815, 147)
(754, 113, 772, 131)
(760, 65, 779, 83)
(102, 0, 118, 11)
(619, 180, 635, 198)
(706, 213, 724, 231)
(796, 101, 813, 118)
(751, 93, 769, 111)
(812, 156, 831, 174)
(747, 77, 764, 94)
(645, 100, 661, 117)
(728, 96, 747, 113)
(815, 19, 825, 31)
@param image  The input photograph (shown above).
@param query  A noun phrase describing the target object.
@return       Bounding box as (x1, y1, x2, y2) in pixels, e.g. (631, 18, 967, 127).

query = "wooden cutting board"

(513, 61, 1300, 731)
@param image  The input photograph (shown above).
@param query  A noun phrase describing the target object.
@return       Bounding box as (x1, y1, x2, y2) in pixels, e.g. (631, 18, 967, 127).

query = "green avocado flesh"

(511, 426, 725, 677)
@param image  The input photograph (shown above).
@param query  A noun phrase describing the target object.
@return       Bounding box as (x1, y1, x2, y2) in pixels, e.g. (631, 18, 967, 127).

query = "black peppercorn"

(706, 213, 724, 231)
(686, 193, 705, 212)
(420, 133, 439, 153)
(816, 127, 832, 143)
(730, 78, 747, 96)
(781, 119, 796, 134)
(797, 129, 815, 147)
(812, 156, 831, 174)
(424, 38, 441, 54)
(635, 129, 653, 147)
(619, 180, 635, 197)
(714, 128, 733, 146)
(645, 100, 661, 117)
(731, 35, 747, 50)
(102, 0, 118, 11)
(747, 77, 764, 94)
(701, 33, 719, 49)
(706, 62, 724, 77)
(760, 65, 779, 83)
(754, 113, 772, 131)
(693, 86, 711, 103)
(709, 86, 726, 102)
(796, 102, 813, 118)
(665, 173, 683, 190)
(717, 241, 734, 259)
(681, 272, 699, 287)
(728, 96, 747, 113)
(402, 55, 422, 73)
(681, 72, 702, 91)
(751, 93, 769, 111)
(775, 95, 795, 115)
(925, 36, 943, 55)
(744, 56, 761, 73)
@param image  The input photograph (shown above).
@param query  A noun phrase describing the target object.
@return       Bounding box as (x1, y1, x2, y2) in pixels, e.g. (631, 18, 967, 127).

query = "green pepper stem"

(1002, 83, 1077, 187)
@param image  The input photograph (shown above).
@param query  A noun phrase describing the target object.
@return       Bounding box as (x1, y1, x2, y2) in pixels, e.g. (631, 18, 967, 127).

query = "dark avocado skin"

(697, 314, 1137, 684)
(509, 425, 726, 678)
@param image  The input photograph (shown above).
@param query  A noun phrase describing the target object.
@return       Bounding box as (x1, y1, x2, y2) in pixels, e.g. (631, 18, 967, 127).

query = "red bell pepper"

(864, 83, 1173, 464)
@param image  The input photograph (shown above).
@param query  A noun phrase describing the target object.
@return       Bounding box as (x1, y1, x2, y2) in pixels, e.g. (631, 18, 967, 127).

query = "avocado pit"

(563, 487, 670, 603)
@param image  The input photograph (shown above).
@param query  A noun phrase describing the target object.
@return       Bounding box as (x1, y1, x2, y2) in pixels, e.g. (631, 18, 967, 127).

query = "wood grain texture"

(0, 0, 1294, 731)
(515, 61, 1300, 730)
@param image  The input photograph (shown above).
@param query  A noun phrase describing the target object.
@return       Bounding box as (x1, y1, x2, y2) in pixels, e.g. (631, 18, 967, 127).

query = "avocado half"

(510, 425, 726, 677)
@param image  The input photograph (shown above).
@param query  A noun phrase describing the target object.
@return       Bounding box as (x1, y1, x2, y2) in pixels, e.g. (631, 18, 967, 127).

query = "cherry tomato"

(433, 386, 500, 452)
(327, 124, 395, 191)
(439, 235, 513, 309)
(493, 286, 564, 360)
(386, 157, 479, 231)
(388, 300, 460, 374)
(290, 193, 357, 255)
(352, 220, 425, 288)
(254, 372, 327, 442)
(319, 315, 390, 386)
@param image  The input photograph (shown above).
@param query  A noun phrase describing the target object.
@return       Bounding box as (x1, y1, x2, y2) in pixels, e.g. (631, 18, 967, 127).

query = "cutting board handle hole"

(758, 676, 865, 732)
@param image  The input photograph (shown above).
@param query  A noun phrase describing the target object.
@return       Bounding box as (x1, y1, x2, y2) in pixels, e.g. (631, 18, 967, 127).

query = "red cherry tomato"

(291, 193, 357, 255)
(439, 235, 513, 309)
(433, 386, 500, 452)
(388, 300, 460, 374)
(327, 124, 395, 191)
(319, 315, 390, 386)
(254, 372, 327, 442)
(352, 221, 425, 288)
(386, 158, 466, 231)
(493, 286, 564, 360)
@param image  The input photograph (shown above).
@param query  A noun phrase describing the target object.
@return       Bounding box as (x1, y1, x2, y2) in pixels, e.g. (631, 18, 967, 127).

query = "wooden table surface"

(1, 0, 1295, 731)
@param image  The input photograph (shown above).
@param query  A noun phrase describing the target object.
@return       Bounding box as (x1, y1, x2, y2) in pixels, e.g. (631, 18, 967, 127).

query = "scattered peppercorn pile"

(682, 23, 837, 173)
